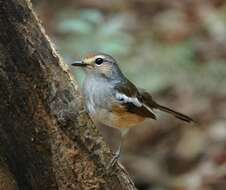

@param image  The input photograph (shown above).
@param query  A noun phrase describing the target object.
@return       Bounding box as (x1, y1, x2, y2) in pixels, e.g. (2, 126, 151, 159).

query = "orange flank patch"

(112, 104, 126, 113)
(112, 105, 145, 128)
(117, 112, 145, 128)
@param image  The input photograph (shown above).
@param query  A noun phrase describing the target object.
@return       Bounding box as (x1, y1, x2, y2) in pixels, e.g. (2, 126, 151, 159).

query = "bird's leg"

(109, 136, 122, 167)
(108, 128, 129, 168)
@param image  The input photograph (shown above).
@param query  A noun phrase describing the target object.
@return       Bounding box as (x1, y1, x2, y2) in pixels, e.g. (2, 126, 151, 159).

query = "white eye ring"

(95, 58, 103, 65)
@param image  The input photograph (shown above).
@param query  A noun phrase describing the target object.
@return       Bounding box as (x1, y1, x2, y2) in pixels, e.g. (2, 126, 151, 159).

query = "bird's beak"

(71, 60, 88, 67)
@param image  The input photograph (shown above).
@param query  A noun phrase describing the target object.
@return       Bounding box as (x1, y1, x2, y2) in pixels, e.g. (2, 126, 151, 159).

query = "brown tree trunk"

(0, 0, 137, 189)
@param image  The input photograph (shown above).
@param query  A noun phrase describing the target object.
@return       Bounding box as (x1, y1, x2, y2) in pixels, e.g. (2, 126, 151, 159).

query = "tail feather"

(138, 89, 194, 123)
(156, 104, 193, 123)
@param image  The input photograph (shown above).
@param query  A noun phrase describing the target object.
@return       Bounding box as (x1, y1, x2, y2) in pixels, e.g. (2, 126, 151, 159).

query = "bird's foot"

(107, 150, 120, 171)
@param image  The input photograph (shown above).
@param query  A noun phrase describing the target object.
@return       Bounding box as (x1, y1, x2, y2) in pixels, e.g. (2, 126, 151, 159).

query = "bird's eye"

(95, 58, 103, 65)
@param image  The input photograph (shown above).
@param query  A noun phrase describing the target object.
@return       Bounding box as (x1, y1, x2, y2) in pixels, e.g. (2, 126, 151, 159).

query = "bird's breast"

(83, 76, 114, 114)
(82, 76, 146, 129)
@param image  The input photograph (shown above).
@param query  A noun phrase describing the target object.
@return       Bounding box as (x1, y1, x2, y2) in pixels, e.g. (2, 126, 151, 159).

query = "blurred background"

(34, 0, 226, 189)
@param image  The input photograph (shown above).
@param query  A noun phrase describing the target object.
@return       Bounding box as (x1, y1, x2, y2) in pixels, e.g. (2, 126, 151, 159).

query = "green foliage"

(55, 7, 226, 97)
(56, 9, 133, 58)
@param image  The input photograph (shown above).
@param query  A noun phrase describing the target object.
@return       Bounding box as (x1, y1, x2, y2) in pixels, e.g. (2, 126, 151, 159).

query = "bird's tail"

(138, 89, 194, 123)
(155, 104, 193, 123)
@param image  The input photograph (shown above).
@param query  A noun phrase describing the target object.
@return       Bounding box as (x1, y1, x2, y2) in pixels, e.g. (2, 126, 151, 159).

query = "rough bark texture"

(0, 0, 137, 189)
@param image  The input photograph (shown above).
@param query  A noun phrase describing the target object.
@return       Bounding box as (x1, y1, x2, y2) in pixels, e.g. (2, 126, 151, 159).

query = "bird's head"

(72, 53, 123, 80)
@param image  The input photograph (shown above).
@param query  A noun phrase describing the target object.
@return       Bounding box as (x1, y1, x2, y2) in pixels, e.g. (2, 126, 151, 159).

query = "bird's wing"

(138, 88, 159, 108)
(113, 80, 156, 119)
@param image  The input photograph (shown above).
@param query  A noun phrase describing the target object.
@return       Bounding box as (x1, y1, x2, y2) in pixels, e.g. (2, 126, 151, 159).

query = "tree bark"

(0, 0, 137, 189)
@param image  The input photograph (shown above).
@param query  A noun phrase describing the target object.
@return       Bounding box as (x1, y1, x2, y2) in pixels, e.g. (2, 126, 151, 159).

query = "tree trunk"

(0, 0, 137, 189)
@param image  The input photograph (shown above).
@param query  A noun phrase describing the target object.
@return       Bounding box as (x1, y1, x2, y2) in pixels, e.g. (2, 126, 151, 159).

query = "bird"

(71, 53, 193, 167)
